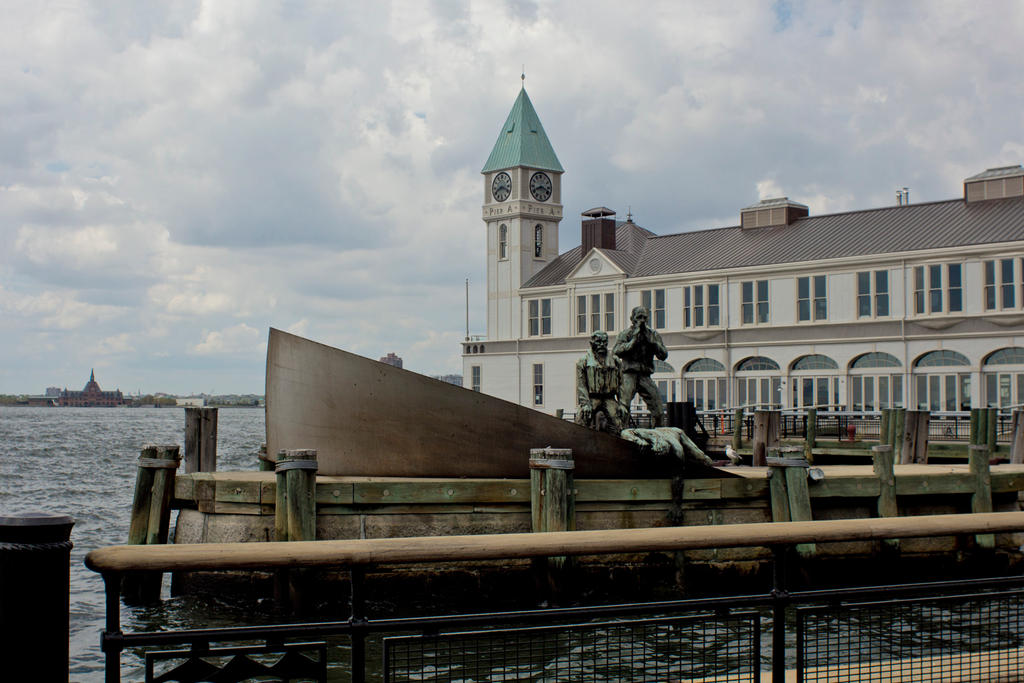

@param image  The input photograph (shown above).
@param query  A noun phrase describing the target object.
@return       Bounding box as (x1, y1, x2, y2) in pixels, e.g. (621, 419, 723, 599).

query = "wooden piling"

(970, 408, 981, 446)
(969, 444, 994, 549)
(184, 407, 218, 473)
(879, 410, 891, 447)
(900, 410, 929, 464)
(274, 449, 318, 612)
(872, 445, 900, 552)
(529, 448, 575, 597)
(804, 408, 817, 462)
(766, 447, 814, 556)
(732, 408, 744, 452)
(274, 449, 318, 542)
(986, 407, 999, 457)
(892, 408, 906, 455)
(124, 444, 181, 604)
(752, 410, 780, 467)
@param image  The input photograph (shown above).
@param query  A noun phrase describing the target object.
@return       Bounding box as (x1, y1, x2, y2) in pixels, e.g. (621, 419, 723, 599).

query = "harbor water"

(2, 406, 1021, 681)
(0, 406, 266, 681)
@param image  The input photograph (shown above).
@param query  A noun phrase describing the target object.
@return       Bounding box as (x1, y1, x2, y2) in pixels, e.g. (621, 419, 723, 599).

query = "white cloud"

(2, 1, 1024, 392)
(192, 323, 263, 356)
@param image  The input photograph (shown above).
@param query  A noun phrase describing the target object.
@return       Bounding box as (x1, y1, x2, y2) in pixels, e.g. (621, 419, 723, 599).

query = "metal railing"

(86, 512, 1024, 682)
(561, 408, 1018, 445)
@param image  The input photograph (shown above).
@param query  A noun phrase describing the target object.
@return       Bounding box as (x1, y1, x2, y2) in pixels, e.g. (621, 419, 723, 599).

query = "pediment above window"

(566, 248, 625, 281)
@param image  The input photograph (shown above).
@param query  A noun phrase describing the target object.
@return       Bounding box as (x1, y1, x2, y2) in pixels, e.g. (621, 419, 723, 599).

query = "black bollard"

(0, 512, 74, 682)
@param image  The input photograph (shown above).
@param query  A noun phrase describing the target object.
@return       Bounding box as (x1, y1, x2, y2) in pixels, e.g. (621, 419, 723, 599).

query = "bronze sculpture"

(575, 331, 626, 434)
(613, 305, 669, 427)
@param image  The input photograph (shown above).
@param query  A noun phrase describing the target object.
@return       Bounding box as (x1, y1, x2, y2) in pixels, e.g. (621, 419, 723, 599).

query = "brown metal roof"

(523, 221, 654, 287)
(522, 195, 1024, 288)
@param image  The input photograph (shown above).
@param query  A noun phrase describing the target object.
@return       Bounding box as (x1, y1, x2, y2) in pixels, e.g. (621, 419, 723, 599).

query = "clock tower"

(481, 87, 564, 340)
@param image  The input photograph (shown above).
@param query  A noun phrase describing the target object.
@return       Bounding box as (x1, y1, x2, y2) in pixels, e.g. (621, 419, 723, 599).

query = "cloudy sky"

(2, 1, 1023, 395)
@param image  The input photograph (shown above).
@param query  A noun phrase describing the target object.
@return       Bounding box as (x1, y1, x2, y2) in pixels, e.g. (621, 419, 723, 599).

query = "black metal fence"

(562, 409, 1018, 444)
(384, 613, 759, 682)
(88, 514, 1024, 683)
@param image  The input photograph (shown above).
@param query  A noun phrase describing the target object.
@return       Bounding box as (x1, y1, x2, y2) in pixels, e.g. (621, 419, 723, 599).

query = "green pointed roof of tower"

(481, 88, 563, 174)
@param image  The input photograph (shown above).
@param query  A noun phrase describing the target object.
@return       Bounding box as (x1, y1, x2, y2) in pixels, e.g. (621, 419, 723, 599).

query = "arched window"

(534, 225, 543, 257)
(851, 352, 901, 369)
(849, 352, 903, 411)
(684, 358, 726, 410)
(735, 356, 781, 408)
(736, 356, 780, 372)
(791, 354, 838, 371)
(790, 355, 839, 410)
(983, 347, 1024, 408)
(913, 350, 970, 411)
(686, 358, 725, 373)
(914, 350, 969, 368)
(498, 224, 508, 260)
(984, 348, 1024, 365)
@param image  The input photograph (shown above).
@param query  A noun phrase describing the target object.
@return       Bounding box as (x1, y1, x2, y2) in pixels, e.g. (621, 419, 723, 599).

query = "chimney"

(581, 207, 616, 255)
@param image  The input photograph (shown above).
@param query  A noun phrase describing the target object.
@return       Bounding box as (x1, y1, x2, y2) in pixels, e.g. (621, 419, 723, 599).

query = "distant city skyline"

(3, 3, 1023, 393)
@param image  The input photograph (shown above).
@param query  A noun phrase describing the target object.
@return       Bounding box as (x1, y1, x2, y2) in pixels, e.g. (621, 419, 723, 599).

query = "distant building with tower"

(59, 369, 125, 407)
(379, 353, 404, 369)
(463, 87, 1024, 416)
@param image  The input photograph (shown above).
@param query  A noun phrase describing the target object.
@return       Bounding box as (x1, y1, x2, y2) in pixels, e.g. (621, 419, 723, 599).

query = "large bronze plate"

(265, 329, 697, 478)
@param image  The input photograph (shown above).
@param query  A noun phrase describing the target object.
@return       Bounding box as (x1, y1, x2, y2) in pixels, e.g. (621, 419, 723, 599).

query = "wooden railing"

(86, 511, 1024, 573)
(85, 512, 1024, 683)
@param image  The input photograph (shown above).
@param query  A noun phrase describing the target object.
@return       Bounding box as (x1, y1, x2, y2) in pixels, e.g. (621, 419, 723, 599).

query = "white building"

(463, 88, 1024, 416)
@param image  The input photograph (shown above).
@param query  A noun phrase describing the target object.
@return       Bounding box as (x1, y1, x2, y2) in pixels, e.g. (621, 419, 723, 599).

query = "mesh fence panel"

(384, 613, 759, 682)
(797, 590, 1024, 682)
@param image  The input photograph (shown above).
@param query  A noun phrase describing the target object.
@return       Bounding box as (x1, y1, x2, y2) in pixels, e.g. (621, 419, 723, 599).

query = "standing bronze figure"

(613, 306, 669, 427)
(575, 331, 626, 434)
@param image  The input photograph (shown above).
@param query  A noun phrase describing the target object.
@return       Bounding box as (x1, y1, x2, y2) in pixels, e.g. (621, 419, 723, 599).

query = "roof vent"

(740, 197, 809, 229)
(581, 207, 616, 254)
(964, 165, 1024, 203)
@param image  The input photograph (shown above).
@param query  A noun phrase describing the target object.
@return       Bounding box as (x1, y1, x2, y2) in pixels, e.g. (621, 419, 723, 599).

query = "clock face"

(530, 172, 552, 202)
(491, 172, 511, 202)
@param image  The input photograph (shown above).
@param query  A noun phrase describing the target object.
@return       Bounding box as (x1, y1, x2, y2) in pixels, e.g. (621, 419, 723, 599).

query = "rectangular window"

(694, 286, 704, 327)
(1002, 259, 1015, 309)
(985, 260, 996, 310)
(857, 270, 890, 318)
(641, 289, 666, 329)
(914, 266, 925, 314)
(741, 280, 769, 324)
(471, 365, 481, 392)
(986, 258, 1017, 310)
(947, 264, 962, 312)
(757, 280, 769, 323)
(742, 281, 753, 324)
(532, 364, 543, 406)
(578, 293, 614, 334)
(856, 272, 871, 318)
(914, 263, 963, 315)
(708, 284, 720, 326)
(683, 284, 721, 328)
(528, 298, 551, 336)
(797, 276, 826, 321)
(876, 270, 889, 316)
(929, 264, 942, 313)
